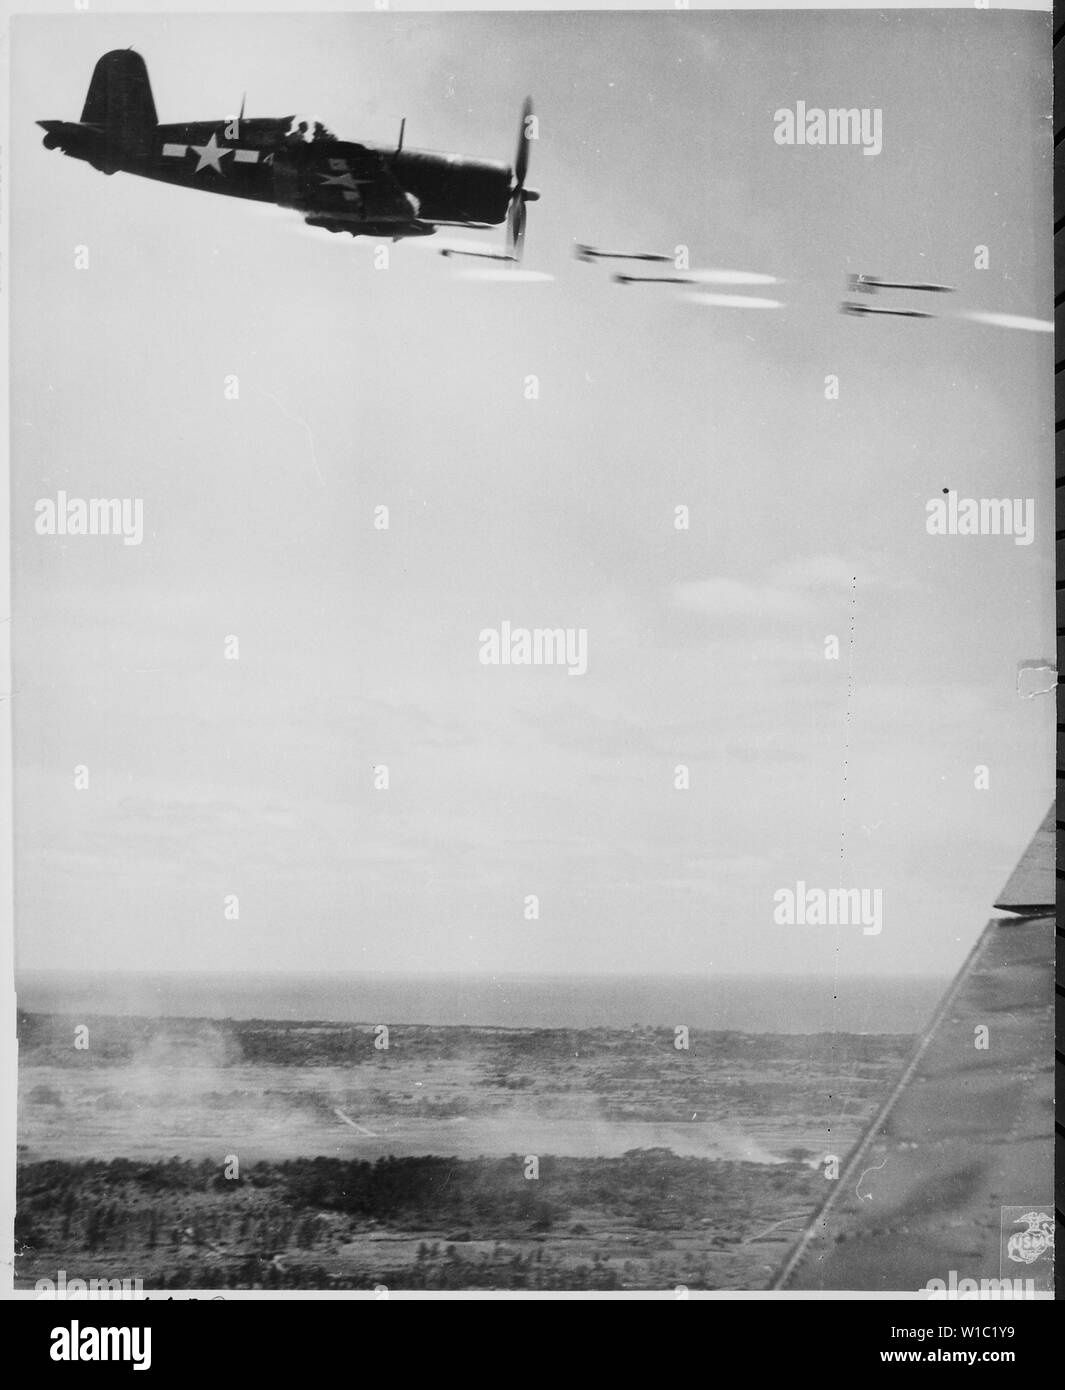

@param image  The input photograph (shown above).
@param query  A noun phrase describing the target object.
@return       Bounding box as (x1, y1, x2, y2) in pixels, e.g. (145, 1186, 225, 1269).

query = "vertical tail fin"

(80, 50, 157, 135)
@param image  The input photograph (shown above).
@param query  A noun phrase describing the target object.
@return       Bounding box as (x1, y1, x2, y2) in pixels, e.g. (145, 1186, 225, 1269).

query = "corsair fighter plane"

(39, 50, 539, 257)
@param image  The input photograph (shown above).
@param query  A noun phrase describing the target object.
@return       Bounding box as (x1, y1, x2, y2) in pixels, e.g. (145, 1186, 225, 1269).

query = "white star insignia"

(317, 171, 371, 190)
(190, 132, 232, 174)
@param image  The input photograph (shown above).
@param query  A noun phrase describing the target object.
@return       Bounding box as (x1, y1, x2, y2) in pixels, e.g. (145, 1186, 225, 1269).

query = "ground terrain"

(16, 1012, 912, 1290)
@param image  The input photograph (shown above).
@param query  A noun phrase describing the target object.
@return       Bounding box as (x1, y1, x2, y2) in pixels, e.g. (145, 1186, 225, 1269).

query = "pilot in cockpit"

(284, 116, 336, 146)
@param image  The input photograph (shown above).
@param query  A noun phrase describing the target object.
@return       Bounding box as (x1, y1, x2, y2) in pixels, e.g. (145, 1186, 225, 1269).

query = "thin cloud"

(672, 577, 812, 618)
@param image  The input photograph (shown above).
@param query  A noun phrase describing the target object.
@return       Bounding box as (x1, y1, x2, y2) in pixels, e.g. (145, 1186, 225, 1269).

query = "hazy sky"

(11, 8, 1053, 981)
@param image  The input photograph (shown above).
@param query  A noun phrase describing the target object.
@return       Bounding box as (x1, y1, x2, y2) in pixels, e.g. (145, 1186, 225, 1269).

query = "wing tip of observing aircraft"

(772, 803, 1055, 1294)
(992, 805, 1055, 916)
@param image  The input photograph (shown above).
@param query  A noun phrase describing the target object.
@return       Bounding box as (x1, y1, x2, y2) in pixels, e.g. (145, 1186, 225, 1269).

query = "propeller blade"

(511, 197, 527, 260)
(514, 97, 533, 189)
(501, 97, 534, 264)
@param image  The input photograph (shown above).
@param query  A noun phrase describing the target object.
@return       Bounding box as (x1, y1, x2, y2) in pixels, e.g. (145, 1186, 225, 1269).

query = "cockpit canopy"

(283, 115, 336, 144)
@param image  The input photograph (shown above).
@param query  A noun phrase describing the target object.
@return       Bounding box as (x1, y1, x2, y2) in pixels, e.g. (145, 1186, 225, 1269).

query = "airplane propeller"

(506, 97, 538, 263)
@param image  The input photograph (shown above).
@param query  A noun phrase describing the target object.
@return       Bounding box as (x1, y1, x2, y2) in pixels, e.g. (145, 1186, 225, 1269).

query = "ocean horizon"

(16, 970, 950, 1035)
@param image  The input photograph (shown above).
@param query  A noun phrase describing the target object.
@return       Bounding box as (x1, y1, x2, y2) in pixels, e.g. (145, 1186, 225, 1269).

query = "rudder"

(81, 50, 157, 134)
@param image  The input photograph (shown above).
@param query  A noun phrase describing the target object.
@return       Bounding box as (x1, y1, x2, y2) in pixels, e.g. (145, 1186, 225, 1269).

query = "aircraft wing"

(297, 143, 417, 228)
(774, 806, 1055, 1293)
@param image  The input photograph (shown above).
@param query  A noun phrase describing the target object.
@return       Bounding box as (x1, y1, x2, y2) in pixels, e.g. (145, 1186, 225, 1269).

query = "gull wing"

(297, 142, 417, 228)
